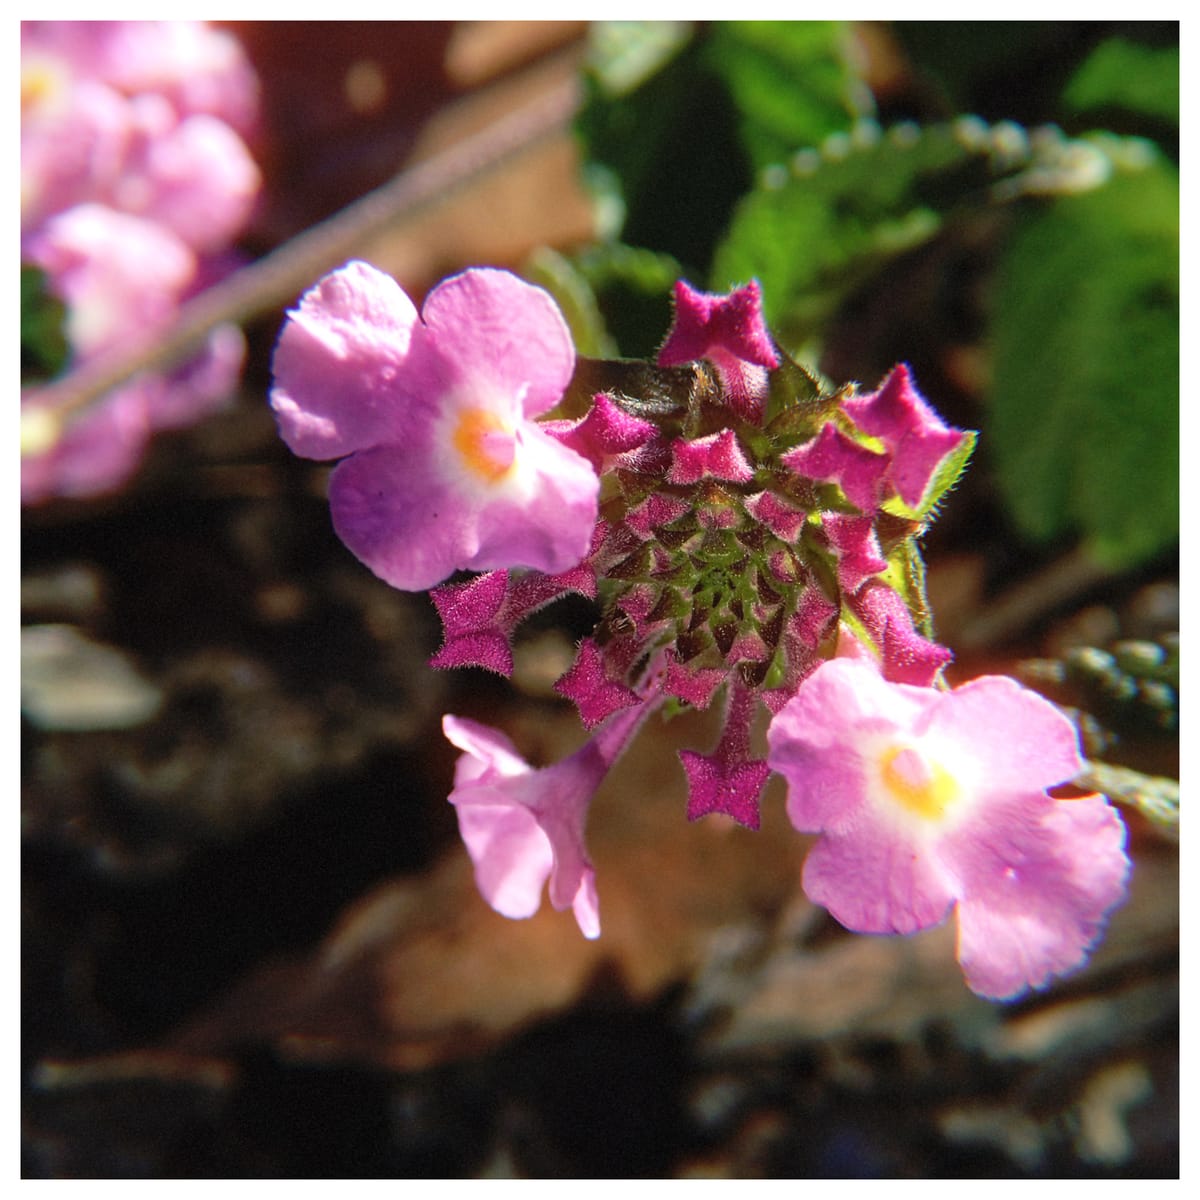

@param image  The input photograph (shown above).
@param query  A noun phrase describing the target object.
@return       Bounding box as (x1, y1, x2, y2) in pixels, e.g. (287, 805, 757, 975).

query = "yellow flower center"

(880, 744, 958, 820)
(452, 408, 517, 483)
(22, 59, 66, 114)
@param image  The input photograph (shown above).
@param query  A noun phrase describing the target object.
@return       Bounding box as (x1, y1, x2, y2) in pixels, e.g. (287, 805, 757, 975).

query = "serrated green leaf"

(988, 157, 1178, 568)
(711, 123, 980, 346)
(1062, 37, 1179, 127)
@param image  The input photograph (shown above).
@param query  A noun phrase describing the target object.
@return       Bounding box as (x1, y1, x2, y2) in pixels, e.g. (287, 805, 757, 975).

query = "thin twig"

(23, 71, 581, 426)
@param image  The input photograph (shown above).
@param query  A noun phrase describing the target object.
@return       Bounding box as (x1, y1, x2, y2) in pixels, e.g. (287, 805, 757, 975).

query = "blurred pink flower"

(21, 21, 260, 242)
(20, 326, 244, 506)
(21, 20, 261, 505)
(21, 20, 258, 133)
(21, 205, 246, 505)
(26, 205, 195, 358)
(270, 262, 599, 591)
(767, 657, 1130, 999)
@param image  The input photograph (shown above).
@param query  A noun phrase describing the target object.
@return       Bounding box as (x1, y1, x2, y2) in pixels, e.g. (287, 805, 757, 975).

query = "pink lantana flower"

(766, 657, 1130, 1000)
(270, 262, 599, 592)
(443, 694, 658, 938)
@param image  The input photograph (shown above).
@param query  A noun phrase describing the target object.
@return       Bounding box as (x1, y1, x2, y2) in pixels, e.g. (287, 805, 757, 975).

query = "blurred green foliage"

(989, 154, 1178, 567)
(21, 265, 70, 385)
(563, 20, 1178, 570)
(578, 22, 863, 279)
(1062, 37, 1180, 127)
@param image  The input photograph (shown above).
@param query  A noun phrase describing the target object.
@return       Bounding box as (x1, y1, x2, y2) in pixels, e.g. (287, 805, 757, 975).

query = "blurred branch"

(955, 544, 1116, 651)
(23, 70, 581, 427)
(1078, 760, 1179, 841)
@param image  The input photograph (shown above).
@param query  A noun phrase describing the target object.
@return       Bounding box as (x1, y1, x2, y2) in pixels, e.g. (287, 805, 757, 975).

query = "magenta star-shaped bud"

(554, 636, 641, 728)
(625, 493, 691, 539)
(429, 569, 514, 675)
(544, 392, 658, 473)
(760, 588, 840, 714)
(657, 279, 779, 423)
(678, 683, 768, 829)
(680, 750, 771, 830)
(781, 422, 889, 514)
(744, 491, 807, 542)
(822, 513, 887, 594)
(849, 581, 953, 686)
(663, 653, 727, 710)
(842, 364, 968, 510)
(667, 429, 755, 484)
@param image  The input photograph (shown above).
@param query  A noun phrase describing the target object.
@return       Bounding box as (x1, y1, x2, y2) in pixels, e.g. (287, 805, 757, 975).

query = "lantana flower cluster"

(270, 260, 1130, 1001)
(21, 20, 262, 504)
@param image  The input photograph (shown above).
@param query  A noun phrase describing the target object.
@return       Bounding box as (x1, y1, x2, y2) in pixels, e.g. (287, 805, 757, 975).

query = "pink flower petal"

(921, 674, 1084, 794)
(418, 268, 574, 419)
(767, 657, 934, 832)
(952, 794, 1129, 998)
(328, 442, 469, 592)
(270, 261, 419, 460)
(455, 803, 556, 921)
(27, 204, 195, 358)
(334, 426, 596, 592)
(21, 383, 151, 504)
(444, 696, 658, 940)
(468, 422, 599, 576)
(801, 825, 957, 936)
(127, 111, 260, 254)
(444, 714, 598, 935)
